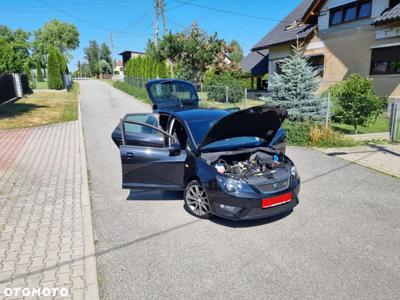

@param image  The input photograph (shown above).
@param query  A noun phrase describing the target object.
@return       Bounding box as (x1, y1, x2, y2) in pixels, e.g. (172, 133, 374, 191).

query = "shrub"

(284, 121, 358, 147)
(203, 72, 244, 103)
(284, 121, 313, 145)
(47, 47, 63, 90)
(330, 73, 386, 133)
(36, 58, 44, 82)
(112, 81, 150, 103)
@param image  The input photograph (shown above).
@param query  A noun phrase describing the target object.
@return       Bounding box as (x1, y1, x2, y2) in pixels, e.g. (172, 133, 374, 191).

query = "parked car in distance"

(112, 79, 300, 220)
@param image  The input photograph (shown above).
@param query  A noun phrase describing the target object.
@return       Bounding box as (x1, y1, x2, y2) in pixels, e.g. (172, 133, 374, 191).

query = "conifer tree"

(270, 44, 322, 121)
(47, 46, 63, 90)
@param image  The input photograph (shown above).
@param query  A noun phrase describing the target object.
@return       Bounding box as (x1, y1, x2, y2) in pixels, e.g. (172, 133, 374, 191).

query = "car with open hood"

(111, 79, 300, 220)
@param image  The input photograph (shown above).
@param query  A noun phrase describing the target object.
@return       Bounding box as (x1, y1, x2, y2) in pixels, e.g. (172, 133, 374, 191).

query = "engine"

(213, 151, 283, 178)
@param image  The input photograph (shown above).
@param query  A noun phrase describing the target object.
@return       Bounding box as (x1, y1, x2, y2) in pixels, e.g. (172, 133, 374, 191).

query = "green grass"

(0, 83, 79, 129)
(332, 115, 390, 134)
(199, 98, 266, 110)
(34, 81, 48, 89)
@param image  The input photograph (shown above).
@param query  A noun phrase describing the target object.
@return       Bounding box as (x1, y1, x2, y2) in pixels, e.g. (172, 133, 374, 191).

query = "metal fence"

(0, 73, 30, 104)
(389, 101, 400, 141)
(0, 74, 17, 104)
(122, 77, 335, 125)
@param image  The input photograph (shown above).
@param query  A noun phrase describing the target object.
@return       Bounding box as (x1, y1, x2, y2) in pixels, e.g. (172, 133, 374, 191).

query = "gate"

(389, 101, 400, 142)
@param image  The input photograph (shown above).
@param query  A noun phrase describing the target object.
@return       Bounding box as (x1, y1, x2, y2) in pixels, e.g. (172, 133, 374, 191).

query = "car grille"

(256, 179, 290, 194)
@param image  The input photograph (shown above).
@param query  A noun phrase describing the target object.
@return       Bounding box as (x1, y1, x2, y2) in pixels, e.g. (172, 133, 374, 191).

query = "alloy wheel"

(185, 184, 210, 216)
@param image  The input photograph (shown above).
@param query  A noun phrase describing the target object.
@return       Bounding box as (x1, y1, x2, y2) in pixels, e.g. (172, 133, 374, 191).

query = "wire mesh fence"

(122, 76, 335, 125)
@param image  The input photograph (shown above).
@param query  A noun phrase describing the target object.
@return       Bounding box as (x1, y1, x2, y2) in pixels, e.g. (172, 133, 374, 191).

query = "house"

(118, 51, 145, 69)
(114, 60, 123, 75)
(240, 49, 269, 90)
(246, 0, 400, 99)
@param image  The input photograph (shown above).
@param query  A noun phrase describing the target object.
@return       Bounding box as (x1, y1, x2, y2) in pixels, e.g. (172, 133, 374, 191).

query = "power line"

(35, 0, 147, 37)
(170, 0, 293, 24)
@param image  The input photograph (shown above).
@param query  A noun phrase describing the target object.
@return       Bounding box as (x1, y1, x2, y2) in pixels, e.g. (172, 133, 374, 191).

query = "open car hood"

(146, 79, 199, 110)
(198, 106, 287, 150)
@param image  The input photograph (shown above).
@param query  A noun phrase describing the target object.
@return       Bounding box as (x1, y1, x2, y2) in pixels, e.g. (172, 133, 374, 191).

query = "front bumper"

(206, 180, 300, 221)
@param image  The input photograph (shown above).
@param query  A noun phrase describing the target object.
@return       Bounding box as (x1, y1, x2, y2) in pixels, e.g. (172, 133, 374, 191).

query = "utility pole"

(110, 32, 115, 79)
(154, 0, 159, 47)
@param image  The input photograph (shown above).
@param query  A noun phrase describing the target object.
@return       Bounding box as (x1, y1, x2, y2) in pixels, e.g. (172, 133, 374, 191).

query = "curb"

(78, 88, 100, 299)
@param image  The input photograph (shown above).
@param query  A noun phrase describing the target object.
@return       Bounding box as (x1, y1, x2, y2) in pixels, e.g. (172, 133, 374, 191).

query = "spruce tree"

(47, 47, 63, 90)
(270, 44, 322, 121)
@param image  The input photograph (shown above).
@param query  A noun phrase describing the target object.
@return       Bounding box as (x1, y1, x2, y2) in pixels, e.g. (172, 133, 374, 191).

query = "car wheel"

(184, 180, 212, 219)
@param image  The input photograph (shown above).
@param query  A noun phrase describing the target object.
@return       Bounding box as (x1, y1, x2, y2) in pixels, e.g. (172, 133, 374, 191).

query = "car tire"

(184, 180, 212, 219)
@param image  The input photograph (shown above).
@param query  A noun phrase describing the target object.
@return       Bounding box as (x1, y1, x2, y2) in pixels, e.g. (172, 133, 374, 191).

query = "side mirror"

(169, 143, 181, 156)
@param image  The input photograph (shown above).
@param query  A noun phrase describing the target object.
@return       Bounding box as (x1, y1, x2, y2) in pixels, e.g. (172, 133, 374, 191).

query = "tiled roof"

(251, 0, 316, 51)
(240, 50, 269, 76)
(373, 3, 400, 25)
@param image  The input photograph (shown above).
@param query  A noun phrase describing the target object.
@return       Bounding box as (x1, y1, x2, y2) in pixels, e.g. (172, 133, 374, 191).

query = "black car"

(112, 79, 300, 220)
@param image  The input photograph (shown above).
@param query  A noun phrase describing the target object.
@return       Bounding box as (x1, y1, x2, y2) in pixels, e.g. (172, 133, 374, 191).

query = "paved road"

(79, 80, 400, 300)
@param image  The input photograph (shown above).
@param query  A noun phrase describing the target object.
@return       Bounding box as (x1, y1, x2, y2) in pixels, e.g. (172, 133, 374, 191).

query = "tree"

(84, 40, 100, 76)
(23, 60, 33, 88)
(47, 47, 63, 90)
(36, 58, 44, 81)
(147, 24, 225, 82)
(100, 43, 112, 66)
(270, 44, 322, 121)
(33, 19, 79, 57)
(228, 40, 243, 63)
(99, 59, 112, 74)
(330, 74, 386, 133)
(0, 26, 30, 73)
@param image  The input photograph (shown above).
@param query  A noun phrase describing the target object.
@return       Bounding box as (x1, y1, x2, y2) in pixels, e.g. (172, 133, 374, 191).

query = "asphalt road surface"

(79, 79, 400, 300)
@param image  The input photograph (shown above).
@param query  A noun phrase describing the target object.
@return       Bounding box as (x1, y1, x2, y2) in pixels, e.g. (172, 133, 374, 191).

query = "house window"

(307, 55, 325, 76)
(371, 46, 400, 75)
(329, 0, 372, 26)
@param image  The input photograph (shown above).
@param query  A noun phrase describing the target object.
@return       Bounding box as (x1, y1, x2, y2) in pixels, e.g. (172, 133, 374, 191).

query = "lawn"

(331, 115, 390, 134)
(34, 81, 48, 89)
(0, 83, 79, 129)
(199, 97, 267, 110)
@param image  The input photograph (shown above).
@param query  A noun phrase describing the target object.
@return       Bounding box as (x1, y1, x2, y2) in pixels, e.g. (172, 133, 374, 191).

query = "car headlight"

(291, 166, 299, 179)
(216, 176, 254, 194)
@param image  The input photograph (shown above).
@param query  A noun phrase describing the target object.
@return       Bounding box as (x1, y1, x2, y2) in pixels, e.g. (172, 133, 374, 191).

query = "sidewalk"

(319, 143, 400, 178)
(0, 121, 99, 299)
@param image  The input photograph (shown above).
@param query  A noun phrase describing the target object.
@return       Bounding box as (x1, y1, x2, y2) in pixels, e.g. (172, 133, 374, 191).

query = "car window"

(124, 114, 160, 136)
(148, 81, 198, 107)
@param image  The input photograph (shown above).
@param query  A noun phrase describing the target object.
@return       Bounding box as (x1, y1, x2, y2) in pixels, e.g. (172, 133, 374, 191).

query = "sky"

(1, 0, 301, 70)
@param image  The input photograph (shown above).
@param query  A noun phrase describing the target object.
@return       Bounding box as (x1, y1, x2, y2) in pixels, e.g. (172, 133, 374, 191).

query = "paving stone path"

(0, 121, 98, 299)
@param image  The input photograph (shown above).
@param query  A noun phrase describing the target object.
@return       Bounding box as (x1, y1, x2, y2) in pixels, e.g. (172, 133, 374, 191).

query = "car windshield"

(186, 115, 263, 149)
(148, 81, 198, 107)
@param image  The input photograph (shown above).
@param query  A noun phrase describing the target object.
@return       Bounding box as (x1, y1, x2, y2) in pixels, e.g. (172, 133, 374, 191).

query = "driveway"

(79, 79, 400, 300)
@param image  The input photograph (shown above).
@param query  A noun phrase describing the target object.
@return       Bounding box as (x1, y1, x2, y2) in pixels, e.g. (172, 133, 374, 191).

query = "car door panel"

(119, 115, 186, 190)
(121, 145, 186, 189)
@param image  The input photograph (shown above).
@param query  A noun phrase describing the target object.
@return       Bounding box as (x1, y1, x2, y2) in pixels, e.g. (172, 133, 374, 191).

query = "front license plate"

(262, 192, 292, 208)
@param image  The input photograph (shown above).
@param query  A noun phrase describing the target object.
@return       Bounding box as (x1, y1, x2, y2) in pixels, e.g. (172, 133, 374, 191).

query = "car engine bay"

(204, 148, 292, 180)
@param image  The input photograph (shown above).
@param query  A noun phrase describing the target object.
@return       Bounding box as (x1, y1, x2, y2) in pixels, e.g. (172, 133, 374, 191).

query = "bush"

(330, 73, 386, 133)
(125, 55, 168, 78)
(113, 81, 150, 103)
(284, 121, 358, 147)
(47, 47, 63, 90)
(36, 59, 44, 82)
(284, 121, 313, 145)
(203, 72, 244, 103)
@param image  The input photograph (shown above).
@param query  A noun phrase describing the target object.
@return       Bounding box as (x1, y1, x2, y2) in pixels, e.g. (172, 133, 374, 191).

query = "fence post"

(390, 102, 399, 141)
(325, 92, 331, 127)
(225, 86, 229, 103)
(200, 82, 203, 93)
(244, 88, 247, 109)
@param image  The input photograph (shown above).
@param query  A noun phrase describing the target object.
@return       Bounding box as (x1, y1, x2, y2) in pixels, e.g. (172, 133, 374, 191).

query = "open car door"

(120, 113, 187, 190)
